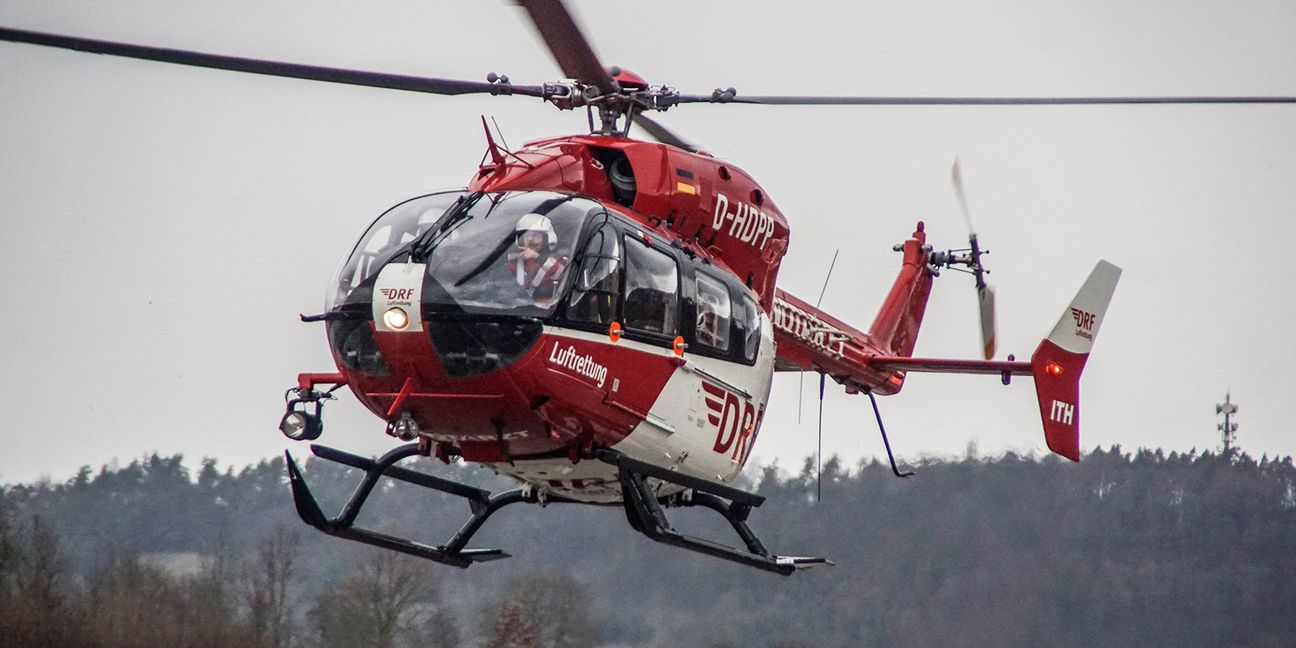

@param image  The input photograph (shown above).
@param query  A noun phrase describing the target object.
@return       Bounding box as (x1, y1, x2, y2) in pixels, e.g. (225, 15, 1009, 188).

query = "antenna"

(799, 249, 839, 425)
(806, 250, 838, 502)
(1216, 390, 1239, 454)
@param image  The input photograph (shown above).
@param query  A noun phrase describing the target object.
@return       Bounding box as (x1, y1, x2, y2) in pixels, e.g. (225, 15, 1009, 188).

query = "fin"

(1030, 260, 1122, 461)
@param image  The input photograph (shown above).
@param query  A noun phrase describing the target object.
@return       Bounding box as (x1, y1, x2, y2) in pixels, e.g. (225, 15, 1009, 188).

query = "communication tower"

(1216, 391, 1239, 453)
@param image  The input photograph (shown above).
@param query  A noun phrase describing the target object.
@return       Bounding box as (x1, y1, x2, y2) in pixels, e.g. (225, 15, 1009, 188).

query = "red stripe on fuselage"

(343, 328, 683, 460)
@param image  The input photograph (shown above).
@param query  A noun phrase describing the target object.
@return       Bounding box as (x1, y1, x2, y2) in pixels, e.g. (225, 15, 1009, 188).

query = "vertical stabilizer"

(1030, 260, 1121, 461)
(868, 222, 935, 358)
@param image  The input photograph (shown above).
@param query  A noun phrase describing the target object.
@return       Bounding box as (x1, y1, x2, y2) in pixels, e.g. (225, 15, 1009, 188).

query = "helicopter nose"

(372, 263, 425, 333)
(425, 319, 544, 377)
(370, 261, 543, 378)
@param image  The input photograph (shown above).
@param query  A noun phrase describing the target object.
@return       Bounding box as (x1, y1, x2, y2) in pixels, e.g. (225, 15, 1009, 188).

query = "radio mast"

(1216, 391, 1239, 453)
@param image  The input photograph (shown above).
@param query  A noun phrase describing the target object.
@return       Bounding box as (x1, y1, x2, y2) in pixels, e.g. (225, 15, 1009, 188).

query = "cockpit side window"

(694, 272, 732, 352)
(566, 223, 622, 325)
(623, 238, 680, 337)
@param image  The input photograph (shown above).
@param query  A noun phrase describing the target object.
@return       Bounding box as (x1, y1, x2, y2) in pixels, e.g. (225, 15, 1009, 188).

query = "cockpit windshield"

(329, 190, 598, 318)
(328, 190, 467, 310)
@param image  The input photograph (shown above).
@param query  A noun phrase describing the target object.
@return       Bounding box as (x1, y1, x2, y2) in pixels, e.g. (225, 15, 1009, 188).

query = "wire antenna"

(798, 249, 839, 425)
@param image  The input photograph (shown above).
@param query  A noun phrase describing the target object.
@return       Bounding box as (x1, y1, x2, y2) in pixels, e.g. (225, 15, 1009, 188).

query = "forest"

(1, 445, 1293, 647)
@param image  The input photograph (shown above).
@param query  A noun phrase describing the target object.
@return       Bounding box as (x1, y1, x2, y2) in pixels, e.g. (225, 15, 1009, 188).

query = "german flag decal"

(675, 168, 698, 195)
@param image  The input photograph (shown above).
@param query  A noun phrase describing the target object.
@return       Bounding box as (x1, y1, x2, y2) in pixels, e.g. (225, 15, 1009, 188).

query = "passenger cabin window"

(694, 273, 732, 351)
(623, 238, 679, 336)
(739, 294, 761, 362)
(567, 223, 622, 325)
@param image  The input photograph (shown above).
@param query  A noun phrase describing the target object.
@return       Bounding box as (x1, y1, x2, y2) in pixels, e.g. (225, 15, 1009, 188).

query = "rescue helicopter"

(5, 1, 1291, 575)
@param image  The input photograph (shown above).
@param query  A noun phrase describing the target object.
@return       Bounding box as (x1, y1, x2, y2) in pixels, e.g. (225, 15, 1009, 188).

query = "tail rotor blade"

(951, 156, 975, 233)
(950, 158, 997, 359)
(979, 283, 997, 360)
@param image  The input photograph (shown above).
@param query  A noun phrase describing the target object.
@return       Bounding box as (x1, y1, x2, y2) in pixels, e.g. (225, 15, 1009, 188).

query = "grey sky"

(1, 1, 1294, 485)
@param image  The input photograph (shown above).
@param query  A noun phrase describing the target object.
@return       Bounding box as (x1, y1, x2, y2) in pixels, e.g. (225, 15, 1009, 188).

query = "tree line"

(1, 446, 1293, 647)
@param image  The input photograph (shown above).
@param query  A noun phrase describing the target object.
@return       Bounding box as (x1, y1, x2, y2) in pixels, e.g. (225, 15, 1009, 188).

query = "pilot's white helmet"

(515, 213, 557, 248)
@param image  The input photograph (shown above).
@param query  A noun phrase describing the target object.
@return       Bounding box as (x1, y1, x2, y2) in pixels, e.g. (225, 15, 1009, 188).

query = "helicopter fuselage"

(321, 135, 797, 501)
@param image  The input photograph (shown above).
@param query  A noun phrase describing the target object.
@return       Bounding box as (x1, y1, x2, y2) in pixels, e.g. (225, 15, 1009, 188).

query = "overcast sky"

(2, 1, 1294, 485)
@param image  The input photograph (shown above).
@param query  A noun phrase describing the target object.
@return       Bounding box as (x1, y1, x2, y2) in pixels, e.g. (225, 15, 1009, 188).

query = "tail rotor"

(930, 157, 999, 360)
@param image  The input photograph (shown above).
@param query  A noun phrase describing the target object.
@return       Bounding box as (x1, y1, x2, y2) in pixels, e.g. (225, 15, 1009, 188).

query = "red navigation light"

(1046, 362, 1063, 377)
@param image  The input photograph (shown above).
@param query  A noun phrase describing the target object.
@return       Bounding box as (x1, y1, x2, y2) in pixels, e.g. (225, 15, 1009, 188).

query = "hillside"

(2, 447, 1293, 647)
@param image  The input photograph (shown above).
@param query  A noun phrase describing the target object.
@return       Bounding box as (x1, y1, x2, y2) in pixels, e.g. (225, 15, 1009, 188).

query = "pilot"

(507, 213, 567, 301)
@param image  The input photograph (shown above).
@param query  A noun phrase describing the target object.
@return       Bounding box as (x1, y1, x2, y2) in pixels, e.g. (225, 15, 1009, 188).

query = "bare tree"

(11, 515, 85, 647)
(0, 495, 20, 628)
(187, 535, 251, 647)
(312, 549, 443, 648)
(488, 598, 538, 648)
(243, 525, 301, 648)
(482, 570, 600, 648)
(84, 551, 177, 647)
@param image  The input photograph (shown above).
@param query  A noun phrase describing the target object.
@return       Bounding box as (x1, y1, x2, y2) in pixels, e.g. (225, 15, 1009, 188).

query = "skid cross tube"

(285, 443, 539, 568)
(595, 449, 831, 575)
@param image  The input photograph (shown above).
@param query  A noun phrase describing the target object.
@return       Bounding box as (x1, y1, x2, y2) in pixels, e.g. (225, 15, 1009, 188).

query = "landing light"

(383, 307, 410, 330)
(391, 413, 420, 441)
(279, 411, 322, 441)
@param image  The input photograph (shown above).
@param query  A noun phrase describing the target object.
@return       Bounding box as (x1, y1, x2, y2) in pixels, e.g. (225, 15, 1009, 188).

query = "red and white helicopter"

(7, 1, 1288, 575)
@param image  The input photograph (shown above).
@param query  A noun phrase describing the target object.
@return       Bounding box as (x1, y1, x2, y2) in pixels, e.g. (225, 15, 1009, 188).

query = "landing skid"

(285, 443, 538, 568)
(595, 449, 832, 576)
(285, 443, 830, 575)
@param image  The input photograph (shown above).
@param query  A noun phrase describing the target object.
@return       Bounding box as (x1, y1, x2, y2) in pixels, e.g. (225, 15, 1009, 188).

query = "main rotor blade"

(676, 94, 1296, 105)
(515, 0, 618, 93)
(0, 26, 545, 98)
(631, 113, 700, 153)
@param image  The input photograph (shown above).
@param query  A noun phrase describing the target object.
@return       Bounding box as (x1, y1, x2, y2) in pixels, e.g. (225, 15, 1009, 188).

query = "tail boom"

(782, 259, 1120, 462)
(772, 289, 905, 395)
(771, 222, 936, 396)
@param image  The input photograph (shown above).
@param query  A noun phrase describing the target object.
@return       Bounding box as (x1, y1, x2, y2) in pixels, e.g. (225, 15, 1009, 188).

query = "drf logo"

(1050, 399, 1075, 426)
(380, 288, 415, 301)
(701, 381, 761, 464)
(1073, 304, 1093, 331)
